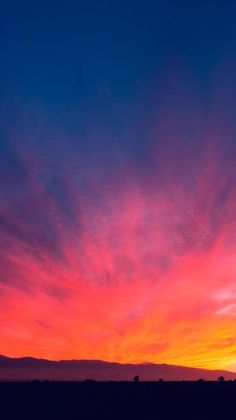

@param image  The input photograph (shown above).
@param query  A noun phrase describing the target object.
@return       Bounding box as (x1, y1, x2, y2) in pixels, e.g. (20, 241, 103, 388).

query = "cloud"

(1, 82, 236, 369)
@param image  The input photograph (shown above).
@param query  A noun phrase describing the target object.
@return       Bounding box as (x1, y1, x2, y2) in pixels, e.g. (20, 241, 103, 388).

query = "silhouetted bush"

(84, 379, 97, 384)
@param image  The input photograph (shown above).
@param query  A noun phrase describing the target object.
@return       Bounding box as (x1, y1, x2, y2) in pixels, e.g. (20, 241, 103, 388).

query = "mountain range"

(0, 355, 236, 381)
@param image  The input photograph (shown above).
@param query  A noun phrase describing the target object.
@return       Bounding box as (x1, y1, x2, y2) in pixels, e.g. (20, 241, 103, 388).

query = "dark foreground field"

(1, 381, 235, 420)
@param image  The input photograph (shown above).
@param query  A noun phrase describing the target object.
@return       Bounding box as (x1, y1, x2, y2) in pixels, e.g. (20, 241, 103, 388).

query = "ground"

(0, 381, 235, 419)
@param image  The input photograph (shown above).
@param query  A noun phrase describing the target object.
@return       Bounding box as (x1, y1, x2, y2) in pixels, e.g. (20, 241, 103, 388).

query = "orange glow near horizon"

(1, 135, 236, 372)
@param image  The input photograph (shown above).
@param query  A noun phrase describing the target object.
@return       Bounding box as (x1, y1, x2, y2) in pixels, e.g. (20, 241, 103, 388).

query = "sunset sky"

(1, 0, 236, 372)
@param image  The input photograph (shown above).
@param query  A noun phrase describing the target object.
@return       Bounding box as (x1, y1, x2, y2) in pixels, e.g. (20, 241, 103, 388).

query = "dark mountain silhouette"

(0, 354, 236, 381)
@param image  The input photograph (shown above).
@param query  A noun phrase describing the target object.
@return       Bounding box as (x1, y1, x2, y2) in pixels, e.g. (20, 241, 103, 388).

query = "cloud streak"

(1, 75, 236, 371)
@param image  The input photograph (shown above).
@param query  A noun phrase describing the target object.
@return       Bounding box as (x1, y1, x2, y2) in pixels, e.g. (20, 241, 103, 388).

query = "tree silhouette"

(133, 375, 139, 382)
(218, 376, 225, 382)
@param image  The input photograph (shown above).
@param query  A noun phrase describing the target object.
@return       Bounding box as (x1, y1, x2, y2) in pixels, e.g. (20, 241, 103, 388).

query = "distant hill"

(0, 354, 235, 381)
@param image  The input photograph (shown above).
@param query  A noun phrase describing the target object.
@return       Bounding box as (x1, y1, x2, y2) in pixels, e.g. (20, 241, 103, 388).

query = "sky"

(1, 0, 236, 372)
